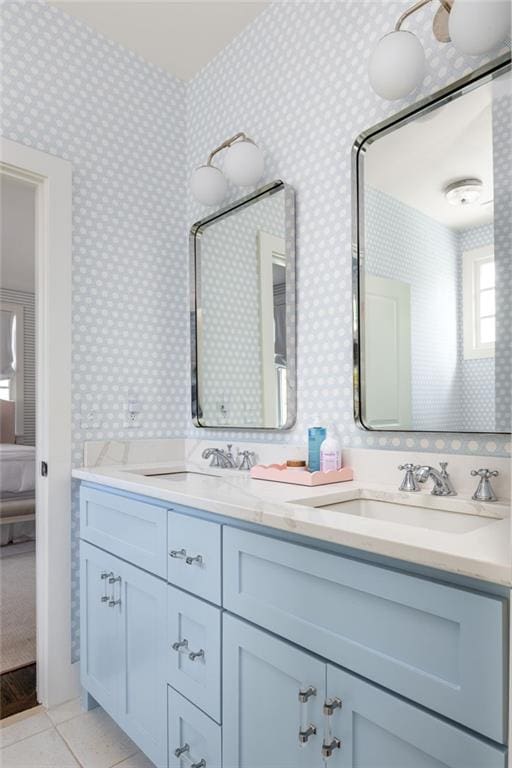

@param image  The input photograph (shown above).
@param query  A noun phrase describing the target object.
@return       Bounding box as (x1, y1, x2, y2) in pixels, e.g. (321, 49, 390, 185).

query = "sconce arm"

(207, 132, 254, 165)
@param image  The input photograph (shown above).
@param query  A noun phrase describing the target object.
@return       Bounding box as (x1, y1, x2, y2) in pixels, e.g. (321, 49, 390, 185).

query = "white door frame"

(1, 138, 78, 707)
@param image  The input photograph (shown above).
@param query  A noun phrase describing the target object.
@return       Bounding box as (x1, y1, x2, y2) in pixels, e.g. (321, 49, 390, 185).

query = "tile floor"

(0, 700, 156, 768)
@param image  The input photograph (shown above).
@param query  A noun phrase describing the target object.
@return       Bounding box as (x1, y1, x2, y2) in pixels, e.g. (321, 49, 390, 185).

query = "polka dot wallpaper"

(186, 0, 511, 457)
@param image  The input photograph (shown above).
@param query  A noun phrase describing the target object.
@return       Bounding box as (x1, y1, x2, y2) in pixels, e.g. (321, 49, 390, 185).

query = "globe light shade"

(190, 165, 227, 206)
(223, 139, 264, 186)
(368, 30, 426, 100)
(449, 0, 511, 55)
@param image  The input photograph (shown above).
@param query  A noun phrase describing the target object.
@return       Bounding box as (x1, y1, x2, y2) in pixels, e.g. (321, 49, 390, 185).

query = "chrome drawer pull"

(185, 553, 203, 566)
(188, 648, 205, 662)
(191, 760, 206, 768)
(174, 743, 190, 757)
(172, 639, 189, 652)
(322, 697, 342, 758)
(169, 548, 187, 559)
(100, 571, 113, 603)
(298, 685, 317, 745)
(108, 574, 121, 608)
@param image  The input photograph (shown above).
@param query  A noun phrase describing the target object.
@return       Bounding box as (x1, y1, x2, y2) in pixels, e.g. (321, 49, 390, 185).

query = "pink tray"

(250, 463, 354, 486)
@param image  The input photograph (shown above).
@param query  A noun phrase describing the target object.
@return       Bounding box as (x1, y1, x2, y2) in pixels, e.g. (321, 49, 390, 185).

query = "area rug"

(0, 547, 36, 674)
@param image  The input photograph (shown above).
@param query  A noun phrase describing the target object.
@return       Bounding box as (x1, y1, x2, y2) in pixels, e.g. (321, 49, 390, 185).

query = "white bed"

(0, 444, 36, 545)
(0, 444, 36, 494)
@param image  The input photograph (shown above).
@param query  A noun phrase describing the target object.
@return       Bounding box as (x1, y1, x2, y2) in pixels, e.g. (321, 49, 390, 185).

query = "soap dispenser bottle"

(320, 425, 342, 472)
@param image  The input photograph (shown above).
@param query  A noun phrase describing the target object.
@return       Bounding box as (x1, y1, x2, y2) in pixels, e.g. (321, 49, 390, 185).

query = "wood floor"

(0, 663, 37, 719)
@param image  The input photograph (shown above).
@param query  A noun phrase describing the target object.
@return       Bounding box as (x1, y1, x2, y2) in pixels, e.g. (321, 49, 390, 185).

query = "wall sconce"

(369, 0, 511, 101)
(190, 132, 264, 206)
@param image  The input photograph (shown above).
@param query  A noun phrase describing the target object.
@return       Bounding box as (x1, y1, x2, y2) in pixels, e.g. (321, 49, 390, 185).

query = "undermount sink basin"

(127, 469, 219, 481)
(295, 497, 498, 534)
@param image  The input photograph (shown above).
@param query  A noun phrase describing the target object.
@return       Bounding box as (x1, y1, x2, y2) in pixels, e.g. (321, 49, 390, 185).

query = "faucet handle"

(398, 464, 420, 492)
(471, 468, 499, 478)
(471, 469, 499, 502)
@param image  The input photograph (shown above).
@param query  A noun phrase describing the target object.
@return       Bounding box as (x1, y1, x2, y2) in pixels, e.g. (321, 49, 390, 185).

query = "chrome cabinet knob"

(191, 760, 206, 768)
(188, 648, 205, 662)
(185, 553, 203, 566)
(174, 744, 189, 757)
(172, 639, 189, 652)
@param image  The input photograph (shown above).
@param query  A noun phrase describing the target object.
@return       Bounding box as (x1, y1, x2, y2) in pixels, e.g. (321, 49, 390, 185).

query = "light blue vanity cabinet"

(223, 526, 507, 743)
(79, 484, 509, 768)
(223, 614, 507, 768)
(80, 540, 168, 767)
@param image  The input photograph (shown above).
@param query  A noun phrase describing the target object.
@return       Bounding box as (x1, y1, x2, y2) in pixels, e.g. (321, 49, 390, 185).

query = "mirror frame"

(189, 179, 297, 430)
(352, 53, 511, 434)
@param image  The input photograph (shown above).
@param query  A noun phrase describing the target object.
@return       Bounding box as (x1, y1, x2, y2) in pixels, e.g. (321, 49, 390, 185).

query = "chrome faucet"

(414, 462, 456, 496)
(201, 446, 237, 469)
(471, 469, 499, 502)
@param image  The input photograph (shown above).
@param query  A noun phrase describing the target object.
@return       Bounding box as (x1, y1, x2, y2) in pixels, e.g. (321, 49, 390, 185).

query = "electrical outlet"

(125, 411, 140, 428)
(124, 399, 142, 429)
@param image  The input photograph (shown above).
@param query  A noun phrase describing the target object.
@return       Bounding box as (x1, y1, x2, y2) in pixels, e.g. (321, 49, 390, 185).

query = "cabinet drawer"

(167, 585, 221, 722)
(168, 511, 221, 604)
(168, 687, 222, 768)
(327, 664, 507, 768)
(223, 527, 507, 743)
(80, 486, 167, 577)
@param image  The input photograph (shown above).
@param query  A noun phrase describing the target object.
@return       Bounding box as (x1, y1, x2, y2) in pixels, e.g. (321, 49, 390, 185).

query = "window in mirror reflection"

(463, 246, 495, 359)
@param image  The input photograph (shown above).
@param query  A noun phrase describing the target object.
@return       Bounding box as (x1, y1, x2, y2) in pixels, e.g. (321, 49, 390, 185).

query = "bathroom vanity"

(75, 464, 510, 768)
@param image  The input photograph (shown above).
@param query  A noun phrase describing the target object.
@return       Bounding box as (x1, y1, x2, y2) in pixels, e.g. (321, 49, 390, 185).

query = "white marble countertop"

(72, 462, 512, 586)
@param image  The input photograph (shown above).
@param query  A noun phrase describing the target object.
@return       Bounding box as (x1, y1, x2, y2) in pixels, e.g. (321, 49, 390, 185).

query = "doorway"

(0, 138, 77, 715)
(0, 174, 37, 717)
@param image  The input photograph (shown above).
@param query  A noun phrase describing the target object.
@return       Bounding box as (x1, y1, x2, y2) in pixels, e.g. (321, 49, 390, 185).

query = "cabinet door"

(80, 541, 121, 715)
(223, 614, 325, 768)
(116, 556, 168, 768)
(167, 584, 221, 723)
(169, 687, 222, 768)
(326, 665, 507, 768)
